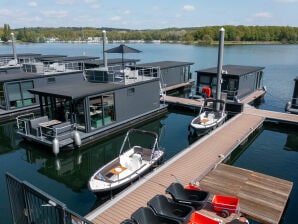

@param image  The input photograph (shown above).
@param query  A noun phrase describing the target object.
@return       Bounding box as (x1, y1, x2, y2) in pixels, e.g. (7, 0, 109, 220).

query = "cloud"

(28, 1, 38, 7)
(0, 9, 12, 16)
(42, 10, 69, 18)
(84, 0, 97, 3)
(273, 0, 298, 2)
(253, 12, 272, 18)
(110, 16, 121, 21)
(56, 0, 76, 5)
(183, 5, 195, 11)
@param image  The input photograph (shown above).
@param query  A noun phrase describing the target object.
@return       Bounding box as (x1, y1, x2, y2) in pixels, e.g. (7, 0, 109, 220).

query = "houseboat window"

(127, 88, 135, 96)
(0, 83, 5, 108)
(6, 83, 21, 108)
(102, 94, 115, 126)
(21, 81, 35, 105)
(73, 99, 86, 131)
(89, 94, 115, 130)
(199, 75, 210, 84)
(90, 96, 103, 129)
(6, 81, 35, 108)
(47, 77, 56, 83)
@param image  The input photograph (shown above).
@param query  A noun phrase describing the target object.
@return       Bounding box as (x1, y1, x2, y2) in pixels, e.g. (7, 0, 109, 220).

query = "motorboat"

(189, 98, 227, 136)
(88, 129, 164, 193)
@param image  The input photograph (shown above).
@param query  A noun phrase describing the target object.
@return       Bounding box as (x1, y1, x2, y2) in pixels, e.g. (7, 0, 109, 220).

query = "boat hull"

(189, 113, 227, 136)
(88, 150, 164, 194)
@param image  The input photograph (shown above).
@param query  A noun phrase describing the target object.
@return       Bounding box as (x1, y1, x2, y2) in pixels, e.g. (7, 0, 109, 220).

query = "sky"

(1, 0, 298, 29)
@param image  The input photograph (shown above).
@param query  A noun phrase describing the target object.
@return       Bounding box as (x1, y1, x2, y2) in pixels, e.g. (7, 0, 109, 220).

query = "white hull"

(89, 147, 163, 193)
(189, 98, 227, 136)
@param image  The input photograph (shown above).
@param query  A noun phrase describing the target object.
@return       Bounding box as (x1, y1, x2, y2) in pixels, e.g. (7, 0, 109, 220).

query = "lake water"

(0, 43, 297, 223)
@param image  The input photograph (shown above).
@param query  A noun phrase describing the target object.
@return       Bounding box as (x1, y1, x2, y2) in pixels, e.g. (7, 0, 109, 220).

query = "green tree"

(2, 24, 11, 42)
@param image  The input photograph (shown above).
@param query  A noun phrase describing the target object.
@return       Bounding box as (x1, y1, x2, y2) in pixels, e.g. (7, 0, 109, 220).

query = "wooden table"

(39, 120, 61, 127)
(109, 166, 127, 175)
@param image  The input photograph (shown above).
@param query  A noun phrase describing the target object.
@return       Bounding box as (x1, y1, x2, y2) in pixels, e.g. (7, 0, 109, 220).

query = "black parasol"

(105, 44, 142, 69)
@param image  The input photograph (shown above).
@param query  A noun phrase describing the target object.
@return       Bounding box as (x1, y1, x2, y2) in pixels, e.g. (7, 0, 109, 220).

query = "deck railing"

(6, 173, 93, 224)
(85, 65, 161, 85)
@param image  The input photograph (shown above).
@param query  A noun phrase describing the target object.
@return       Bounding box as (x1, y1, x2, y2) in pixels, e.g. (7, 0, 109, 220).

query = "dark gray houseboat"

(195, 65, 265, 102)
(285, 77, 298, 114)
(16, 65, 168, 155)
(0, 56, 97, 122)
(131, 61, 194, 94)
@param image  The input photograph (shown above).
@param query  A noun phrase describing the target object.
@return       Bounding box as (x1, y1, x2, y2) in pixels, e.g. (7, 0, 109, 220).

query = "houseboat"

(285, 77, 298, 114)
(0, 55, 99, 122)
(16, 65, 168, 155)
(195, 64, 265, 102)
(131, 61, 194, 95)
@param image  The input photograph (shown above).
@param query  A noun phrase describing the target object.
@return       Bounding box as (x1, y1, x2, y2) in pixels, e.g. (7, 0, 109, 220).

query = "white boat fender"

(73, 130, 81, 147)
(52, 138, 60, 155)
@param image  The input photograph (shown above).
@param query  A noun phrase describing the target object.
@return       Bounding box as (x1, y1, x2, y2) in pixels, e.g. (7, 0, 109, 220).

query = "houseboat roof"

(133, 61, 194, 69)
(85, 58, 140, 66)
(196, 65, 265, 76)
(0, 53, 42, 59)
(29, 80, 128, 100)
(0, 69, 82, 82)
(38, 56, 99, 62)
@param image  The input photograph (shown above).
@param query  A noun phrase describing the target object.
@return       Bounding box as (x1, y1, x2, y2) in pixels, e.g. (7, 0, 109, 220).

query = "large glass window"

(6, 81, 35, 108)
(73, 99, 86, 131)
(103, 94, 115, 125)
(90, 96, 103, 129)
(89, 93, 115, 130)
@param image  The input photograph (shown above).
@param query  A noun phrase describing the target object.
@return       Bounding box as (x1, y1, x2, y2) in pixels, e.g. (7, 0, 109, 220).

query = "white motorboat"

(189, 98, 227, 136)
(88, 129, 164, 193)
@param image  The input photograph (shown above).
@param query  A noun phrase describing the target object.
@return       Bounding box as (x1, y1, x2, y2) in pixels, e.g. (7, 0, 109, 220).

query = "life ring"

(202, 87, 211, 98)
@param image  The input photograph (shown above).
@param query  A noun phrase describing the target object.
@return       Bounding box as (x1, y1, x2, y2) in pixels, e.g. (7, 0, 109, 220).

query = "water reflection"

(0, 121, 20, 154)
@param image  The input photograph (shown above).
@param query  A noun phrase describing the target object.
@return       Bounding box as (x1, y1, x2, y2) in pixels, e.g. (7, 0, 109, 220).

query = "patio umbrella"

(105, 44, 142, 69)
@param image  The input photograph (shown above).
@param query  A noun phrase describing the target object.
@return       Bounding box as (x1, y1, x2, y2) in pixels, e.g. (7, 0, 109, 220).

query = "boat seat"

(52, 122, 73, 140)
(29, 116, 48, 136)
(131, 207, 182, 224)
(134, 146, 152, 161)
(127, 153, 142, 171)
(147, 194, 194, 222)
(165, 182, 210, 210)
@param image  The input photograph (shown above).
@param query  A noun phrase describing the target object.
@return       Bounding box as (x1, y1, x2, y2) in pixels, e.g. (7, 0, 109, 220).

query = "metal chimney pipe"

(102, 30, 107, 68)
(10, 33, 17, 62)
(216, 27, 225, 107)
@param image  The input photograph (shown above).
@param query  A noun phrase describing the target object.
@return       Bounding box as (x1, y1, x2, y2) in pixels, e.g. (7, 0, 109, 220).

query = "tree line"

(1, 24, 298, 44)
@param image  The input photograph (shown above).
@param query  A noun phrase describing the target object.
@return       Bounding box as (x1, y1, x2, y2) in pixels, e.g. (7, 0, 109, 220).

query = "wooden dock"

(199, 164, 293, 224)
(240, 89, 266, 104)
(86, 111, 293, 223)
(162, 81, 193, 93)
(161, 95, 203, 109)
(244, 107, 298, 124)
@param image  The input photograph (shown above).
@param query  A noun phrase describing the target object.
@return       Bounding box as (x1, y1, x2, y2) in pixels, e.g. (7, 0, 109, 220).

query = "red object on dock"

(185, 184, 200, 190)
(202, 87, 211, 98)
(188, 212, 221, 224)
(212, 195, 240, 214)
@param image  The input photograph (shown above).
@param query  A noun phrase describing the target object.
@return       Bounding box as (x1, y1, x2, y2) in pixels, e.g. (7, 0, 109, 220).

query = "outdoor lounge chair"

(165, 182, 210, 209)
(147, 194, 194, 223)
(131, 207, 182, 224)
